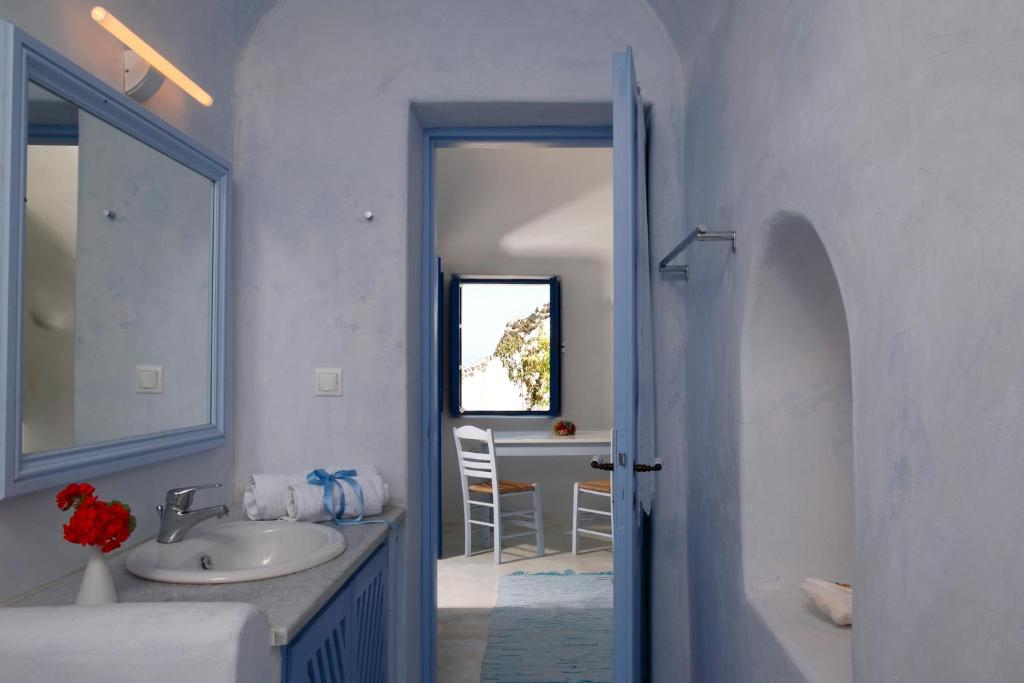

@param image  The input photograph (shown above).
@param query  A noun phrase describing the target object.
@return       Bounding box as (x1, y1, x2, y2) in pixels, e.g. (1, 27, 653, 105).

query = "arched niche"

(741, 212, 854, 593)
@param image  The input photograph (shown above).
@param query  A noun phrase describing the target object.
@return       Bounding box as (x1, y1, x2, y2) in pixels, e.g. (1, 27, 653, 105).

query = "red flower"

(55, 482, 96, 511)
(57, 483, 135, 553)
(553, 420, 576, 436)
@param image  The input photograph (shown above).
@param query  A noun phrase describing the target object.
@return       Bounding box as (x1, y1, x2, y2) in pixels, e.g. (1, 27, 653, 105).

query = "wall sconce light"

(90, 6, 213, 107)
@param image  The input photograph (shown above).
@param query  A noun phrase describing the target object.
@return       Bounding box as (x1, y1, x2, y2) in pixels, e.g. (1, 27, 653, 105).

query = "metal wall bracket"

(123, 49, 164, 103)
(658, 224, 737, 281)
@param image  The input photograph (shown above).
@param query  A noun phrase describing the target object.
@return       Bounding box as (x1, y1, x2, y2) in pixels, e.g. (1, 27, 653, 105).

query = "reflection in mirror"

(22, 81, 215, 456)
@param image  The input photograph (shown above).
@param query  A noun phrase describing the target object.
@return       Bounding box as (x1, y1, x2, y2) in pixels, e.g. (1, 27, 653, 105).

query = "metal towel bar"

(659, 224, 737, 281)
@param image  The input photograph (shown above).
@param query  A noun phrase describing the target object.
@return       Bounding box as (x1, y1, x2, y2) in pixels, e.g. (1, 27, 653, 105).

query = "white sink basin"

(126, 521, 346, 584)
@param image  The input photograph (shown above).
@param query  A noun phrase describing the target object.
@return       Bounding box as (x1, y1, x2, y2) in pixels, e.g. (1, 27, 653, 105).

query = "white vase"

(75, 547, 118, 605)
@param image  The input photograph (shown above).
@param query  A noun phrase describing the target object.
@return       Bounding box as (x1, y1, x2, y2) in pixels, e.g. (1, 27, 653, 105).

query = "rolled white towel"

(286, 471, 389, 522)
(244, 465, 379, 520)
(244, 472, 305, 520)
(801, 578, 852, 626)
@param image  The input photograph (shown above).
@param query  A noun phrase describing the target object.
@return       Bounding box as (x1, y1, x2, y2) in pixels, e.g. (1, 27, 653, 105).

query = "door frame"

(419, 125, 613, 682)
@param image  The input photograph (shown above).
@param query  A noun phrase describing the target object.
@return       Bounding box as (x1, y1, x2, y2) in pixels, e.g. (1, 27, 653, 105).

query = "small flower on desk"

(553, 420, 576, 436)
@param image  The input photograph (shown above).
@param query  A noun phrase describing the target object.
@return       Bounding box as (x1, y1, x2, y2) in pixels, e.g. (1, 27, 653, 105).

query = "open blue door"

(613, 47, 649, 682)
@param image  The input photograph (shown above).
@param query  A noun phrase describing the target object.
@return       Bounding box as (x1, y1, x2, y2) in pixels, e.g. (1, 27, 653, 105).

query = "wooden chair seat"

(579, 479, 611, 494)
(468, 480, 536, 495)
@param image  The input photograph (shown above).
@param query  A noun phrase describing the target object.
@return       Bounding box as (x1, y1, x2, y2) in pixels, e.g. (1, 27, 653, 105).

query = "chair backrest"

(452, 425, 499, 498)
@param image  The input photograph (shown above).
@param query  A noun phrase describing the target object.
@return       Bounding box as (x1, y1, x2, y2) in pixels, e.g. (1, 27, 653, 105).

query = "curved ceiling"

(644, 0, 731, 72)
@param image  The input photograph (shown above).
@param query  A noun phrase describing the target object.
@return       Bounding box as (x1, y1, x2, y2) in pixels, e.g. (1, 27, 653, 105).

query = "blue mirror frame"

(0, 22, 231, 499)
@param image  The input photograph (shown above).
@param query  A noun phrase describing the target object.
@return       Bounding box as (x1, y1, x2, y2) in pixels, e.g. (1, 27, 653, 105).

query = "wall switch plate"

(314, 367, 343, 396)
(136, 365, 163, 394)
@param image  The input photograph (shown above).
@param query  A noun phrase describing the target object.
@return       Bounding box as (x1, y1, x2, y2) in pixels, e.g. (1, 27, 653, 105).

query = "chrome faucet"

(156, 484, 229, 543)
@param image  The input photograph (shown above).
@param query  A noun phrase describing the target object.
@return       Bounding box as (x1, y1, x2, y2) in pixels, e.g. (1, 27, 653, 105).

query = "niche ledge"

(748, 588, 852, 683)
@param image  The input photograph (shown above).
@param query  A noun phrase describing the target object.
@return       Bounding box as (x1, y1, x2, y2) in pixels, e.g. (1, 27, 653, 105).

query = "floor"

(436, 520, 613, 683)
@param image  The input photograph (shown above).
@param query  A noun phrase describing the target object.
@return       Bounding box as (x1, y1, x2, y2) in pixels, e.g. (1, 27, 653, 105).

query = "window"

(449, 276, 561, 416)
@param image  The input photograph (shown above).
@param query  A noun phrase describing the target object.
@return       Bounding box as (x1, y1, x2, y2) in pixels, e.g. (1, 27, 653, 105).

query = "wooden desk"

(491, 430, 612, 458)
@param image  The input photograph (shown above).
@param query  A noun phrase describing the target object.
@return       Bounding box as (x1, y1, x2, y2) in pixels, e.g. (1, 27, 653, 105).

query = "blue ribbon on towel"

(306, 469, 394, 529)
(307, 468, 366, 523)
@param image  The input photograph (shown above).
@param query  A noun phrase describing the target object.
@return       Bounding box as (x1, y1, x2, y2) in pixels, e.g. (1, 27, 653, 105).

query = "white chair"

(572, 476, 613, 554)
(453, 425, 544, 564)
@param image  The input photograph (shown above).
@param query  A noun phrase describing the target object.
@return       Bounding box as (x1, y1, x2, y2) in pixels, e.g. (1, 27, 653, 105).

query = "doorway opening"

(423, 128, 616, 682)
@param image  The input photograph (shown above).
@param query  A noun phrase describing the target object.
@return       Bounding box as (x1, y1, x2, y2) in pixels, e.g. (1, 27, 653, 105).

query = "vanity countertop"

(6, 505, 405, 646)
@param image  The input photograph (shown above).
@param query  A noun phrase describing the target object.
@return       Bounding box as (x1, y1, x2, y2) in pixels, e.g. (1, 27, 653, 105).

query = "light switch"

(315, 367, 342, 396)
(136, 365, 163, 394)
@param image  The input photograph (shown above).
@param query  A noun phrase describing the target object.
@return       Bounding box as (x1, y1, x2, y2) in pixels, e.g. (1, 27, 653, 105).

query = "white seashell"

(801, 577, 852, 626)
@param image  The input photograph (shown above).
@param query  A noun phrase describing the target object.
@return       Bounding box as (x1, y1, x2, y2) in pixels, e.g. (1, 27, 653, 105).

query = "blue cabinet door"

(349, 545, 389, 682)
(282, 544, 389, 683)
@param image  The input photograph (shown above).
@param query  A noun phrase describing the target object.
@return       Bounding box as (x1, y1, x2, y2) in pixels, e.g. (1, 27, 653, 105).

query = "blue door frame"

(419, 126, 613, 682)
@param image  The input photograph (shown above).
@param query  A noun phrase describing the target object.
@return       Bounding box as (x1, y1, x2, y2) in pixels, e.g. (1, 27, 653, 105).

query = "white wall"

(436, 145, 612, 528)
(2, 0, 271, 160)
(0, 0, 265, 604)
(73, 110, 213, 445)
(10, 2, 1022, 679)
(648, 0, 1024, 680)
(741, 214, 855, 680)
(233, 2, 688, 678)
(742, 213, 854, 591)
(22, 144, 77, 454)
(4, 6, 698, 678)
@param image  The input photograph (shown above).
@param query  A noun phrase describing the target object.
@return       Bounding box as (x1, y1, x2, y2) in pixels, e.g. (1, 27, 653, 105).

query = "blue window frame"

(27, 124, 78, 145)
(449, 275, 561, 417)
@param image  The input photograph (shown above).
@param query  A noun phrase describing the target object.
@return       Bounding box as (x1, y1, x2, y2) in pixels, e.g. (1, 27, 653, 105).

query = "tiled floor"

(436, 521, 613, 683)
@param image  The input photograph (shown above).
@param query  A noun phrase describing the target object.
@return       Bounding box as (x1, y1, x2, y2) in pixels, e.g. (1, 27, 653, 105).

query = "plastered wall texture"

(741, 214, 854, 593)
(74, 110, 213, 445)
(233, 2, 690, 679)
(0, 0, 267, 605)
(22, 144, 77, 454)
(647, 0, 1024, 680)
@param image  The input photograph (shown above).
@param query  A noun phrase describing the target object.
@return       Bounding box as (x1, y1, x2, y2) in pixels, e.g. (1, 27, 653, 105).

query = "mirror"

(1, 25, 231, 498)
(449, 276, 561, 416)
(22, 83, 214, 455)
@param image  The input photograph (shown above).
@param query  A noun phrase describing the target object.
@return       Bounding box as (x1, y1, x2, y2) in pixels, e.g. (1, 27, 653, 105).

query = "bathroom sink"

(126, 521, 346, 584)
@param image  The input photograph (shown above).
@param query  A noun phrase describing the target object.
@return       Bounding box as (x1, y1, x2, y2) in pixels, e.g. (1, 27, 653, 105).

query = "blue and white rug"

(481, 570, 613, 683)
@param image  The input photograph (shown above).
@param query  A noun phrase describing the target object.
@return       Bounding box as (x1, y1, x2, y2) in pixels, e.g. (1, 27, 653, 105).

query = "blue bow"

(307, 469, 366, 523)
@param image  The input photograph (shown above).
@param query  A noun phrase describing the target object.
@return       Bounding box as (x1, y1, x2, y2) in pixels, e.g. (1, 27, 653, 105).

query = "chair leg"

(464, 502, 472, 557)
(609, 490, 614, 551)
(493, 507, 502, 565)
(572, 483, 580, 555)
(532, 484, 544, 557)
